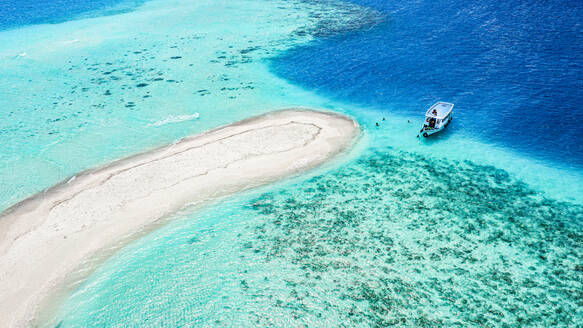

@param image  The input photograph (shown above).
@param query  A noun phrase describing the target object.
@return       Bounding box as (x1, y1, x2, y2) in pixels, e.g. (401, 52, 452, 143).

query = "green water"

(0, 0, 377, 211)
(55, 148, 582, 327)
(1, 0, 581, 326)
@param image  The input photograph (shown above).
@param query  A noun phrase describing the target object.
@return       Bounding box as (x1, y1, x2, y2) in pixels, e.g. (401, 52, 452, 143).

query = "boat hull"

(420, 116, 452, 137)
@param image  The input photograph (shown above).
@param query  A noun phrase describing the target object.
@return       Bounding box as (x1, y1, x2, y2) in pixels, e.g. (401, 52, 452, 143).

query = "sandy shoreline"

(0, 109, 360, 327)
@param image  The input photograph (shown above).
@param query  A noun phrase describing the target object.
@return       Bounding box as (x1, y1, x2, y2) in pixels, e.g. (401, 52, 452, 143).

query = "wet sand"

(0, 108, 360, 327)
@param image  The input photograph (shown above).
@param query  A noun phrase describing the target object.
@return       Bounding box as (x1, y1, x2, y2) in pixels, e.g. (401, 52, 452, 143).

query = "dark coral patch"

(239, 148, 583, 327)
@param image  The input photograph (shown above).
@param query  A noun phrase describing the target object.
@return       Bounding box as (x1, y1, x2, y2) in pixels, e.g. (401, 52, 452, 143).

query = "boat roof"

(425, 102, 454, 119)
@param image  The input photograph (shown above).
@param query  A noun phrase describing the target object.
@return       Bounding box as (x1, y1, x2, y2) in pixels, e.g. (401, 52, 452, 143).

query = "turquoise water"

(0, 0, 148, 31)
(272, 0, 583, 168)
(0, 0, 582, 326)
(0, 0, 355, 211)
(56, 148, 583, 327)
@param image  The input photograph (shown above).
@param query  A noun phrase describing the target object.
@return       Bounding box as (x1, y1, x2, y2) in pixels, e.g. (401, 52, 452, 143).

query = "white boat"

(419, 102, 454, 137)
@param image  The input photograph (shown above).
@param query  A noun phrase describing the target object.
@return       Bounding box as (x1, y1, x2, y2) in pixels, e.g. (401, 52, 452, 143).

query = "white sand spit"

(0, 109, 360, 327)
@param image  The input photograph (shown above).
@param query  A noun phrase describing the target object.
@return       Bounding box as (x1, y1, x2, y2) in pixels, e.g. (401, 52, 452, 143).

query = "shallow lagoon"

(55, 147, 582, 327)
(0, 0, 380, 211)
(0, 0, 581, 326)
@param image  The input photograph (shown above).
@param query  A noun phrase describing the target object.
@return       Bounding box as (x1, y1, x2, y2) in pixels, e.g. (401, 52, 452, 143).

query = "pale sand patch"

(0, 109, 360, 327)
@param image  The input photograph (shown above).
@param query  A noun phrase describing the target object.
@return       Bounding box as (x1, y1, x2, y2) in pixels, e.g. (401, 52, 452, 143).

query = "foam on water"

(147, 112, 199, 127)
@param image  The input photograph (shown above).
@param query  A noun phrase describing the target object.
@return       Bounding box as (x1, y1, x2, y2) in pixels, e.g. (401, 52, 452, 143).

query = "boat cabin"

(424, 102, 453, 129)
(420, 102, 454, 137)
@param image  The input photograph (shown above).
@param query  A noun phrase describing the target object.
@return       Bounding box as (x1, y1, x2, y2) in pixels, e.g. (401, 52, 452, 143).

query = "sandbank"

(0, 109, 360, 327)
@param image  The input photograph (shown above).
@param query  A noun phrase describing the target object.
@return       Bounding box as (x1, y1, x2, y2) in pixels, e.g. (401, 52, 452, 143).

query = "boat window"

(428, 118, 436, 128)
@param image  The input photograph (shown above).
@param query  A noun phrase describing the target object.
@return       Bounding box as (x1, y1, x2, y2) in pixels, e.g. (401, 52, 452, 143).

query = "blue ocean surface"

(271, 0, 583, 168)
(0, 0, 146, 30)
(55, 148, 583, 327)
(0, 0, 582, 326)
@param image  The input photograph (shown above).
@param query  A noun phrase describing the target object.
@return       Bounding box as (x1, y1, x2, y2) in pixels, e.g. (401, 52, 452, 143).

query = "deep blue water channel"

(0, 0, 146, 30)
(271, 0, 583, 169)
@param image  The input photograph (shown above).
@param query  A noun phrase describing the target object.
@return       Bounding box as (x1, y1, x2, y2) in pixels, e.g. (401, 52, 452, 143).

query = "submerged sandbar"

(0, 108, 360, 327)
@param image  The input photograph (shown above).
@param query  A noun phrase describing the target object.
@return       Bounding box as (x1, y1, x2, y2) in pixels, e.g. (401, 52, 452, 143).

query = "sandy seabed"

(0, 108, 360, 327)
